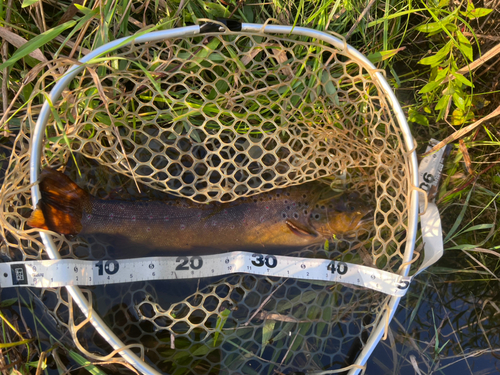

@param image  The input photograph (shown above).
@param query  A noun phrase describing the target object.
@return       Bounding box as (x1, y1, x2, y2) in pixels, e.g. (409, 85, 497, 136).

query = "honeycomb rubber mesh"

(0, 30, 415, 374)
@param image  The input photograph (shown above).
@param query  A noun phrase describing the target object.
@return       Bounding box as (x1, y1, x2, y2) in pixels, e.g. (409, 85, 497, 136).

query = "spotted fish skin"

(28, 168, 373, 254)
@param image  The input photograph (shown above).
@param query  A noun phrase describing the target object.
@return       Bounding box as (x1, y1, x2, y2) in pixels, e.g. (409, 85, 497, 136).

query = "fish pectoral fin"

(285, 220, 318, 238)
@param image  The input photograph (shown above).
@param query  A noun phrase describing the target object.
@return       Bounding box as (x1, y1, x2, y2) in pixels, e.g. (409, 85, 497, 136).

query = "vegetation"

(0, 0, 499, 374)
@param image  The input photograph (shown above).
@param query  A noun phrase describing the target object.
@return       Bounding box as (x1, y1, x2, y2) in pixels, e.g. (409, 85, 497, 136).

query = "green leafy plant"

(416, 0, 492, 125)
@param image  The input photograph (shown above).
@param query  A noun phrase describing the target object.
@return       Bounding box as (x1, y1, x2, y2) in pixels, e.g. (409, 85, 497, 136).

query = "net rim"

(28, 23, 419, 375)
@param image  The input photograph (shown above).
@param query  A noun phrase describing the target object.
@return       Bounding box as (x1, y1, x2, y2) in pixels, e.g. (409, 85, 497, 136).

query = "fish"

(27, 168, 373, 255)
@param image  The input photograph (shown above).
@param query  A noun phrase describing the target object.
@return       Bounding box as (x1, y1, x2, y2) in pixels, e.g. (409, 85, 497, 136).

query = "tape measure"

(0, 139, 446, 297)
(0, 251, 411, 296)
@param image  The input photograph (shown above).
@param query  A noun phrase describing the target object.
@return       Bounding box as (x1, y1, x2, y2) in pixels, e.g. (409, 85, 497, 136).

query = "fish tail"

(27, 168, 89, 235)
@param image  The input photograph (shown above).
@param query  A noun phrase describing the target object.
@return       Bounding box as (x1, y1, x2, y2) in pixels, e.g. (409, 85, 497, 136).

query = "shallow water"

(366, 263, 500, 374)
(2, 257, 500, 374)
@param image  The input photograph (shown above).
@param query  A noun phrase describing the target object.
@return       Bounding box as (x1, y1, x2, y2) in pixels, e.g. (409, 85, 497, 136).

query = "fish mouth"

(359, 209, 374, 224)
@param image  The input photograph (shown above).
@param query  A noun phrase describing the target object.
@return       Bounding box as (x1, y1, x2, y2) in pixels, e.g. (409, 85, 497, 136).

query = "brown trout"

(28, 168, 373, 254)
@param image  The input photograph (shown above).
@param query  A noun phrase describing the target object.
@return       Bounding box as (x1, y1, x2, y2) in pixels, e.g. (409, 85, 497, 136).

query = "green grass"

(0, 0, 499, 374)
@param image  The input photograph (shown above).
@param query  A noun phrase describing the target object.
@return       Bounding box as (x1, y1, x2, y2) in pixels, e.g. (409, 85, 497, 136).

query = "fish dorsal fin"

(286, 219, 318, 238)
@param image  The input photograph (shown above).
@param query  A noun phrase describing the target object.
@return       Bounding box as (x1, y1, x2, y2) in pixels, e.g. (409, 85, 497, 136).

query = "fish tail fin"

(27, 168, 89, 235)
(27, 204, 49, 230)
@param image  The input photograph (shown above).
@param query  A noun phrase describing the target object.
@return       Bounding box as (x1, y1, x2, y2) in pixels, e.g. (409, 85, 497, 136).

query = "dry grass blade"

(0, 58, 80, 133)
(465, 247, 500, 259)
(458, 139, 473, 175)
(0, 27, 48, 63)
(1, 0, 13, 136)
(271, 47, 294, 79)
(57, 0, 85, 25)
(240, 43, 272, 65)
(0, 358, 23, 373)
(254, 312, 309, 323)
(423, 103, 500, 156)
(345, 0, 377, 40)
(241, 43, 294, 79)
(35, 351, 46, 375)
(437, 161, 500, 203)
(443, 41, 500, 83)
(242, 280, 287, 326)
(461, 249, 500, 282)
(409, 355, 423, 374)
(462, 31, 500, 42)
(54, 36, 91, 55)
(456, 41, 500, 76)
(87, 66, 142, 193)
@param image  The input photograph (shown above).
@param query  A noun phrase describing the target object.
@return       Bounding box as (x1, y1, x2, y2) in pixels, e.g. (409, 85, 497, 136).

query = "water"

(366, 262, 500, 374)
(2, 258, 500, 374)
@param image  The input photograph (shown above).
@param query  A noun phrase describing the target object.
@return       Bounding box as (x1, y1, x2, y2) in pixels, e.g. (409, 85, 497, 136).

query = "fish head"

(309, 192, 374, 237)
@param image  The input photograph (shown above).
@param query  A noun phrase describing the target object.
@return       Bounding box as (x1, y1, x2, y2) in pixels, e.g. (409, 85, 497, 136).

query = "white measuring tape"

(0, 139, 446, 297)
(0, 252, 411, 296)
(414, 139, 447, 276)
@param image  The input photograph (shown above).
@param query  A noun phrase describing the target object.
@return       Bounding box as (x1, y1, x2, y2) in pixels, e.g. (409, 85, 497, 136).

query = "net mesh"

(0, 29, 414, 374)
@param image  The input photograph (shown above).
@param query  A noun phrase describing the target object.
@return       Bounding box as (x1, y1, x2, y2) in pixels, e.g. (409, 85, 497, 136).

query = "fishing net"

(0, 25, 417, 374)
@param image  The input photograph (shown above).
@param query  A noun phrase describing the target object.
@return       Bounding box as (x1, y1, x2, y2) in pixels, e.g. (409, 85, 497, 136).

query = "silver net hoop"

(5, 23, 418, 375)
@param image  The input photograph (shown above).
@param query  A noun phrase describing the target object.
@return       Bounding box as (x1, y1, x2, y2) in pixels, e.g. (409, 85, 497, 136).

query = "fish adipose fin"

(285, 219, 318, 238)
(27, 168, 89, 235)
